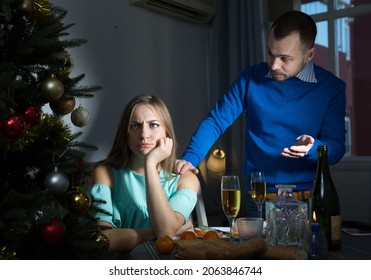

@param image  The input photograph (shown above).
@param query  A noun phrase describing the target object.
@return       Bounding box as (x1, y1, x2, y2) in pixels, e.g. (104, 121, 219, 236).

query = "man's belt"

(266, 190, 311, 201)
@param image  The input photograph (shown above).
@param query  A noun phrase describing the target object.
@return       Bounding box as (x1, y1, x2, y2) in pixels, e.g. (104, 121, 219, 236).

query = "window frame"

(304, 0, 371, 75)
(302, 0, 371, 156)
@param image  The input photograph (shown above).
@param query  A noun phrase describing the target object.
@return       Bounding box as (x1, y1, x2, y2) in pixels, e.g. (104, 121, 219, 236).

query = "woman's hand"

(146, 137, 173, 165)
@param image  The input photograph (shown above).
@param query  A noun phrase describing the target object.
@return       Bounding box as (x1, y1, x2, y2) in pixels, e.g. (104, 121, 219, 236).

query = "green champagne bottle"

(310, 145, 341, 251)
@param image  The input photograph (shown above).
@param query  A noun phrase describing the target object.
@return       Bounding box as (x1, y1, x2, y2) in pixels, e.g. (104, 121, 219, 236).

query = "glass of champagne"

(221, 175, 241, 240)
(250, 171, 267, 218)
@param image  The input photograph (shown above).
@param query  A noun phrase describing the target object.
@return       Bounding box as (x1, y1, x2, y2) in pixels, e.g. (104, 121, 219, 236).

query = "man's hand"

(281, 134, 315, 159)
(176, 159, 199, 175)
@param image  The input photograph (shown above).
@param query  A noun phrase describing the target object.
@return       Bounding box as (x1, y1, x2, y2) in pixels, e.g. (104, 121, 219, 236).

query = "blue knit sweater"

(182, 62, 346, 192)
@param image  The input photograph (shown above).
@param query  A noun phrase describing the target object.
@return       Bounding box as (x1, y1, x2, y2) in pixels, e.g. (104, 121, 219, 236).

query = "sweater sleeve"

(304, 75, 346, 165)
(168, 188, 197, 221)
(182, 71, 248, 167)
(88, 183, 122, 228)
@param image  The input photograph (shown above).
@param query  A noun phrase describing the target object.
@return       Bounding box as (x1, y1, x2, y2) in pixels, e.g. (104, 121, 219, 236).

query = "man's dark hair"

(270, 10, 317, 50)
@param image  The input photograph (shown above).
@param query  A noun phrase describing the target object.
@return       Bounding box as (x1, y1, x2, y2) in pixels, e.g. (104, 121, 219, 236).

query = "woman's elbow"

(155, 218, 186, 238)
(155, 226, 179, 238)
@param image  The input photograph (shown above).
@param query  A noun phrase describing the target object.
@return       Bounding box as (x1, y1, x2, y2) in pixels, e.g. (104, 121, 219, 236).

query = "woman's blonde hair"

(99, 94, 177, 175)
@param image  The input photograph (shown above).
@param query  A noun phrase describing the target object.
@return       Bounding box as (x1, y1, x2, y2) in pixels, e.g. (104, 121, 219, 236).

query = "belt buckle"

(293, 190, 310, 201)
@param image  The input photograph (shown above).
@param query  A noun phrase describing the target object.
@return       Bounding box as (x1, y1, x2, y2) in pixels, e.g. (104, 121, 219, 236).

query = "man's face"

(267, 30, 315, 81)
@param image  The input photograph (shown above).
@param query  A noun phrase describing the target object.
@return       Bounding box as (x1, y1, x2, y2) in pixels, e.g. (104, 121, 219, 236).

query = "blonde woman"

(88, 94, 199, 252)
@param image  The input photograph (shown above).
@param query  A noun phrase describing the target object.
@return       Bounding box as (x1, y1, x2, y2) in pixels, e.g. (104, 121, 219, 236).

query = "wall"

(331, 157, 371, 223)
(49, 0, 212, 162)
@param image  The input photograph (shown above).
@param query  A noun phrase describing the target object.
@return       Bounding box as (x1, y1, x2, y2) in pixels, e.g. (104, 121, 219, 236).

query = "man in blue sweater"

(176, 11, 346, 213)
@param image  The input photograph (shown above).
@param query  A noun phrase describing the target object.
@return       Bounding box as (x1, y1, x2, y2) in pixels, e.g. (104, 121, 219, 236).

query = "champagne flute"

(250, 171, 267, 218)
(221, 175, 241, 240)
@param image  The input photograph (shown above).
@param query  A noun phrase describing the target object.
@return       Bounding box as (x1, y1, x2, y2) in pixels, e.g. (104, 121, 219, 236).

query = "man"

(176, 10, 346, 212)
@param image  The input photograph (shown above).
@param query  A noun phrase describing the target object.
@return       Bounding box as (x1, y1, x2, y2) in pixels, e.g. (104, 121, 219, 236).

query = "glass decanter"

(265, 185, 309, 248)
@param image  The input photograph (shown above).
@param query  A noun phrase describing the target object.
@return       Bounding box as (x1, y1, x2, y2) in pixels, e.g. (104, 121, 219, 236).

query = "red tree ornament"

(1, 114, 26, 137)
(39, 218, 66, 244)
(23, 105, 41, 126)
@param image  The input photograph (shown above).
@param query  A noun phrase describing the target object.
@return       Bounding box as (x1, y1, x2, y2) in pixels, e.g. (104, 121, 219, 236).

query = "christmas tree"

(0, 0, 113, 259)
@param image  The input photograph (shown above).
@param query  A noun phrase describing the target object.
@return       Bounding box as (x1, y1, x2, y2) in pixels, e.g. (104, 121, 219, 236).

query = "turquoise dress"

(88, 166, 197, 228)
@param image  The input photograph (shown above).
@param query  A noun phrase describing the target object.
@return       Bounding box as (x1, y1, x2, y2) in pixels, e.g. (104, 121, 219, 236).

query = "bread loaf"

(176, 238, 230, 259)
(175, 239, 203, 251)
(227, 237, 267, 259)
(261, 246, 308, 260)
(175, 236, 307, 260)
(175, 237, 267, 260)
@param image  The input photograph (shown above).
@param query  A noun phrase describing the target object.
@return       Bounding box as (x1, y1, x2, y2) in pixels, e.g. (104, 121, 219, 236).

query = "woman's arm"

(98, 221, 155, 252)
(145, 138, 199, 238)
(146, 171, 200, 238)
(145, 138, 181, 237)
(90, 165, 155, 251)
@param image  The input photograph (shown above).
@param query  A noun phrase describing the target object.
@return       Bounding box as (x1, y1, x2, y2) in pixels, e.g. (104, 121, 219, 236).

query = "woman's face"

(127, 104, 167, 159)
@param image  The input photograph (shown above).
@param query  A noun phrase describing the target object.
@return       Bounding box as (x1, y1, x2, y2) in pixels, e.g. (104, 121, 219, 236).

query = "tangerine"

(155, 235, 175, 254)
(202, 230, 219, 240)
(194, 228, 206, 237)
(179, 230, 198, 240)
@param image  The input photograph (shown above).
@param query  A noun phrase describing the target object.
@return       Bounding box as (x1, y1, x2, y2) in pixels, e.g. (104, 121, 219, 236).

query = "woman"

(87, 94, 200, 252)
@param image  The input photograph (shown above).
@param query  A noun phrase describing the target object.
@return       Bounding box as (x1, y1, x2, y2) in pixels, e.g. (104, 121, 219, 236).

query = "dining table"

(124, 225, 371, 260)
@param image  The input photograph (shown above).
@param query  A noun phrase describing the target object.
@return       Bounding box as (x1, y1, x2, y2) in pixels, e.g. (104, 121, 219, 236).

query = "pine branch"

(63, 74, 103, 98)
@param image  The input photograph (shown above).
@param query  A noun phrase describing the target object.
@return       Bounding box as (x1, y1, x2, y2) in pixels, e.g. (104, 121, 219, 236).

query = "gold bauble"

(0, 246, 17, 260)
(70, 105, 91, 127)
(90, 232, 110, 250)
(20, 0, 34, 14)
(66, 187, 91, 213)
(49, 96, 76, 115)
(41, 75, 64, 101)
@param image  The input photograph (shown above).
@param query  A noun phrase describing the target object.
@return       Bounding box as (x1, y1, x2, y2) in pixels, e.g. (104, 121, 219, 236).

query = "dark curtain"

(209, 0, 268, 185)
(201, 0, 268, 224)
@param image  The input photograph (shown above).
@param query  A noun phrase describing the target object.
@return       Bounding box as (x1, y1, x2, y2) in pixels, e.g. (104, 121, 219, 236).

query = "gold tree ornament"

(50, 96, 76, 115)
(20, 0, 34, 14)
(71, 104, 91, 127)
(0, 246, 17, 260)
(41, 74, 64, 101)
(66, 187, 91, 213)
(90, 232, 110, 250)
